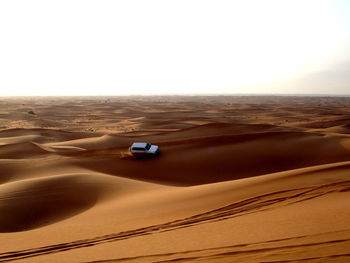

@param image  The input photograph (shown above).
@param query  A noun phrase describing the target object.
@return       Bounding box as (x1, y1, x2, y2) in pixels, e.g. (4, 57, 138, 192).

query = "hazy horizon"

(1, 0, 350, 96)
(2, 93, 350, 98)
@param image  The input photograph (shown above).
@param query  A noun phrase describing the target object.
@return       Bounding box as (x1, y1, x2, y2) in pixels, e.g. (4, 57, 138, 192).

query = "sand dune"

(41, 134, 132, 151)
(0, 96, 349, 263)
(0, 174, 101, 232)
(0, 141, 50, 159)
(0, 172, 163, 233)
(70, 130, 350, 185)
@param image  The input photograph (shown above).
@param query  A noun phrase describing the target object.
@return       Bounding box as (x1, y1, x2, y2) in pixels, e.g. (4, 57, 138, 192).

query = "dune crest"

(0, 96, 349, 262)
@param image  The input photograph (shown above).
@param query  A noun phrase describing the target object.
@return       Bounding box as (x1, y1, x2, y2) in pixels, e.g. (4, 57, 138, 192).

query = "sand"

(0, 95, 349, 262)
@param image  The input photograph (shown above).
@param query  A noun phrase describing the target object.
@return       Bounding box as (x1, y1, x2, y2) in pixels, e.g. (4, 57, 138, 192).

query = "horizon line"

(1, 93, 350, 97)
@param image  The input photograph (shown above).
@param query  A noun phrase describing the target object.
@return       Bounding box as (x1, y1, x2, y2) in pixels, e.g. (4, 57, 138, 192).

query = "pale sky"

(0, 0, 349, 96)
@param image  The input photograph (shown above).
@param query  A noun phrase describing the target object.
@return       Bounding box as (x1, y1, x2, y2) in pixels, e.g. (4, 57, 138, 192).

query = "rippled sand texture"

(0, 96, 349, 263)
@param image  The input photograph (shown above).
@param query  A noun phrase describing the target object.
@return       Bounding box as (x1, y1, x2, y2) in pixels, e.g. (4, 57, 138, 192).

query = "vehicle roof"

(131, 142, 149, 148)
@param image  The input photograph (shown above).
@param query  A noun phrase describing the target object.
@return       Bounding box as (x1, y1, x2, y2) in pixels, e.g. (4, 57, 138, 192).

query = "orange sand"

(0, 96, 349, 262)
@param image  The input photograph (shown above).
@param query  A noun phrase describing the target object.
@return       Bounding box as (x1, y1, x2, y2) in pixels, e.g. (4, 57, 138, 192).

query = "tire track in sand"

(0, 180, 349, 262)
(85, 230, 350, 263)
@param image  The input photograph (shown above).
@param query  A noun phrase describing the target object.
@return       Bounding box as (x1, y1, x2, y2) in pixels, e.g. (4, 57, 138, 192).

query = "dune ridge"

(0, 96, 349, 263)
(0, 177, 349, 262)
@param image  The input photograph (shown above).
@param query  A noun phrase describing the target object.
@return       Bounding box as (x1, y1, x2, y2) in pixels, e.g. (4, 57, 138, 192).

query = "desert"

(0, 95, 349, 263)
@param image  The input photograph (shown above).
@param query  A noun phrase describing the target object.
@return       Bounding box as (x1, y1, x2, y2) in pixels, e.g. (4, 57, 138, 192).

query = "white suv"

(129, 142, 159, 155)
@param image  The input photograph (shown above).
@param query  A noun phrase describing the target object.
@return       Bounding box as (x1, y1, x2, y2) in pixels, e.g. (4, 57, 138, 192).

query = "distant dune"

(0, 96, 349, 263)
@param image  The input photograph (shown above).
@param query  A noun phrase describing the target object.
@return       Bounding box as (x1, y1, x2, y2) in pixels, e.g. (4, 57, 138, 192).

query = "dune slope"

(0, 96, 349, 263)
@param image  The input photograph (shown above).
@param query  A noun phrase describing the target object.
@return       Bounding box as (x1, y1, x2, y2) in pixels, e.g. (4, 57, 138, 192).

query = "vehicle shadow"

(119, 151, 161, 160)
(133, 152, 161, 160)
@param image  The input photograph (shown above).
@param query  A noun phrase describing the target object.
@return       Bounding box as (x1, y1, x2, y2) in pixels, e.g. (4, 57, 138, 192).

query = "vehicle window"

(132, 147, 145, 151)
(145, 143, 151, 150)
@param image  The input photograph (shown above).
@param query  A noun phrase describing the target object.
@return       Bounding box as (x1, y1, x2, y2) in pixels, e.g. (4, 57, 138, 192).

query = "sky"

(0, 0, 349, 96)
